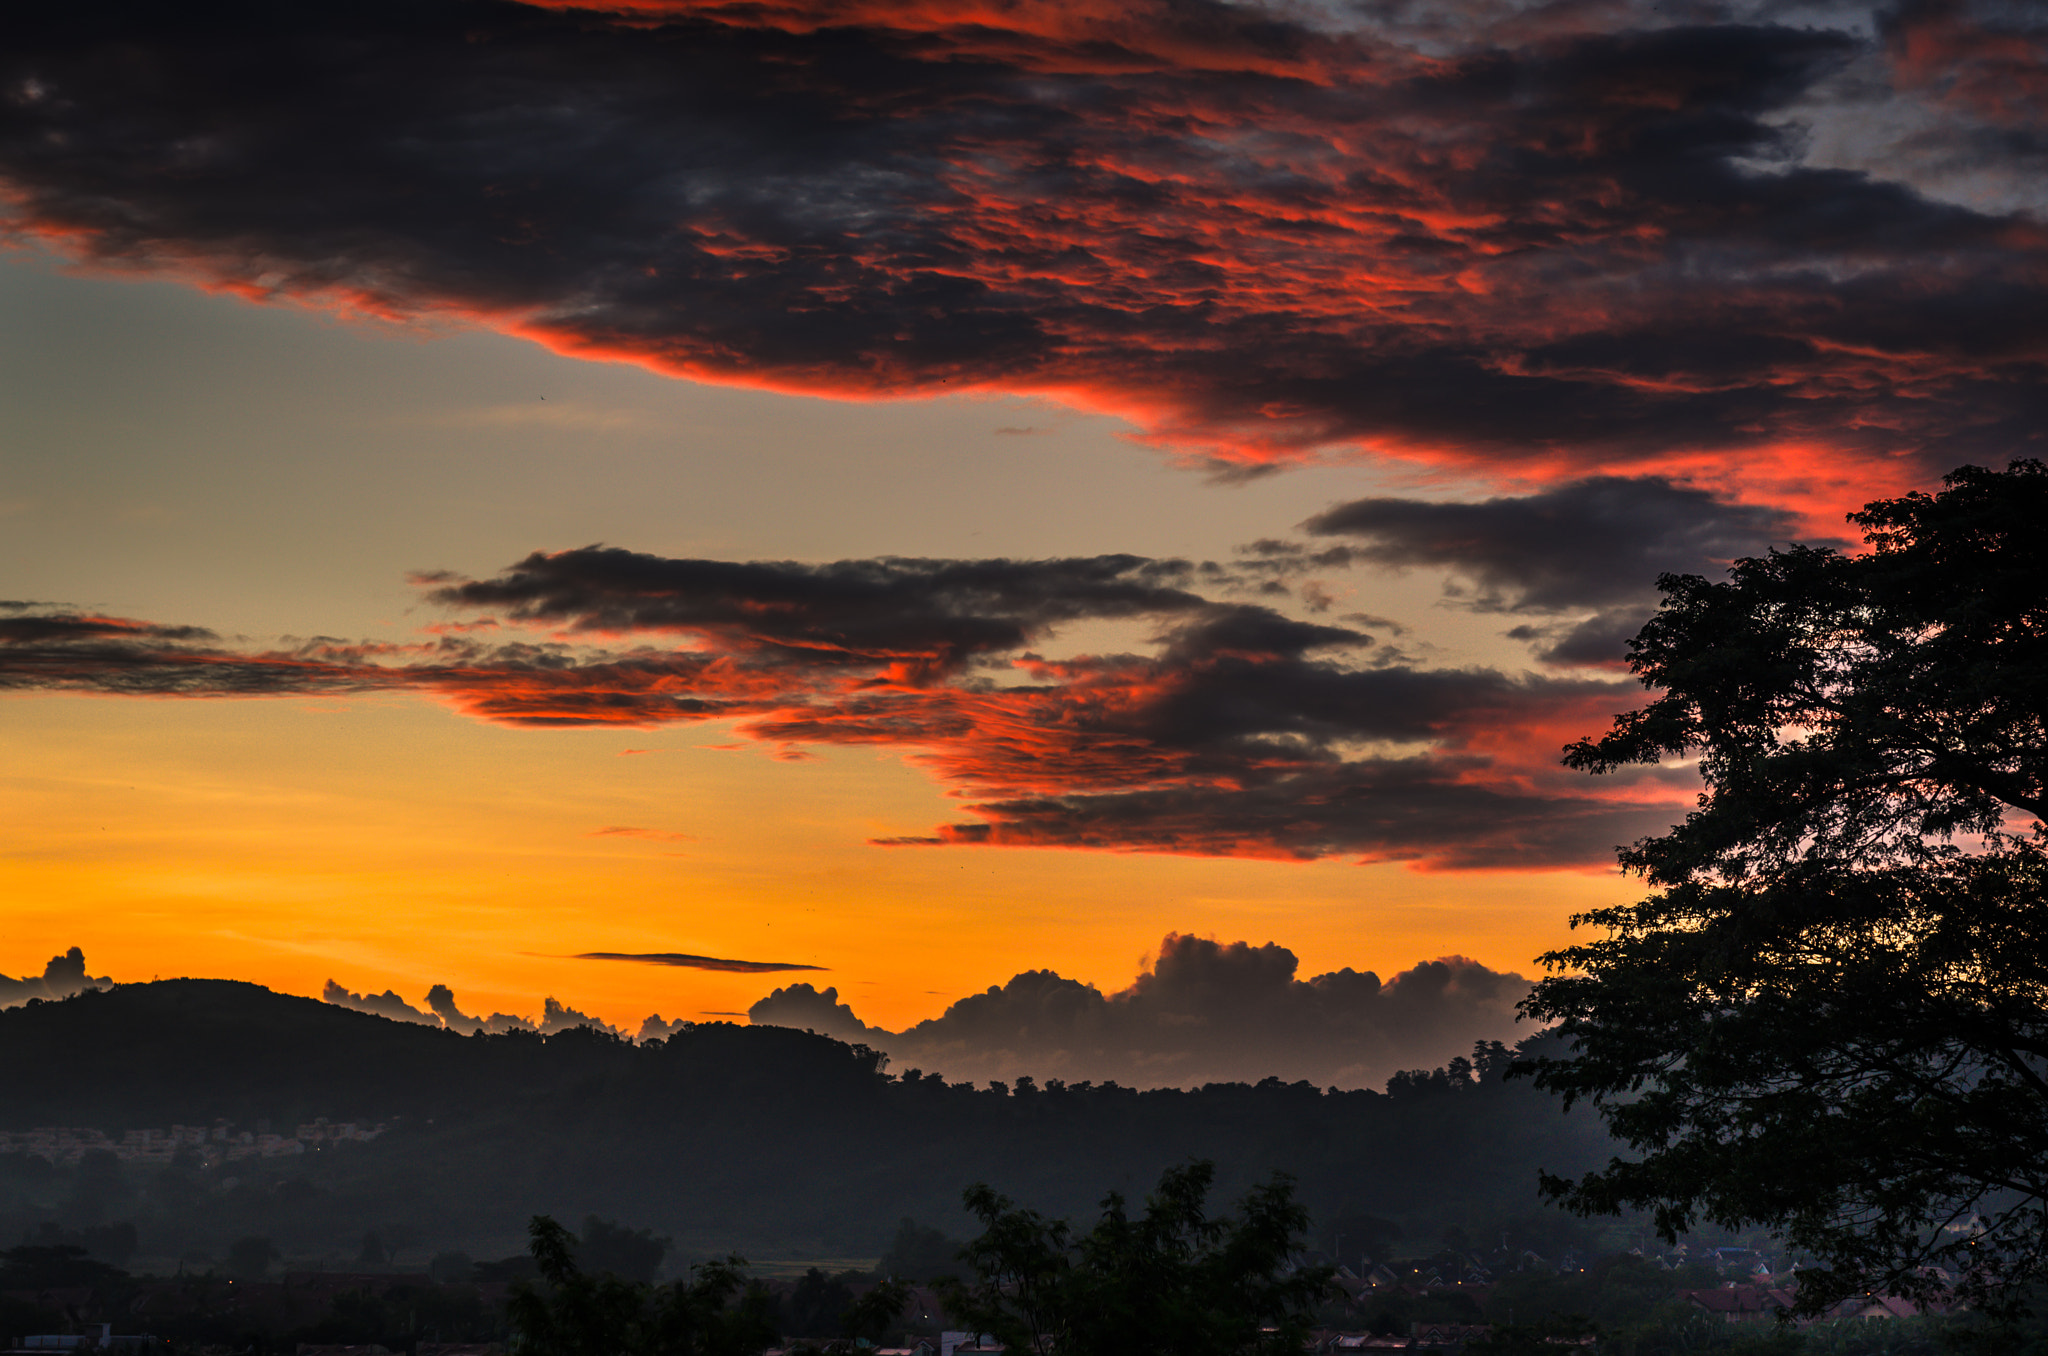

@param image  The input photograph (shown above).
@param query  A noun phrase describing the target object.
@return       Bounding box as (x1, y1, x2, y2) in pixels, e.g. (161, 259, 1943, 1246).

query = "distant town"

(0, 1120, 386, 1167)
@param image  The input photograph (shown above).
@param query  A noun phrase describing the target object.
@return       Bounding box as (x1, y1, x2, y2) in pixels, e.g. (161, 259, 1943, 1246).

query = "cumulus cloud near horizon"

(0, 947, 113, 1008)
(4, 942, 1528, 1088)
(323, 980, 626, 1038)
(747, 932, 1533, 1091)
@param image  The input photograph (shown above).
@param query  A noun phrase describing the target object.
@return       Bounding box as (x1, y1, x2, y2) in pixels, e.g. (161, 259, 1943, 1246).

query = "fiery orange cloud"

(518, 0, 1371, 82)
(0, 546, 1687, 871)
(3, 0, 2042, 504)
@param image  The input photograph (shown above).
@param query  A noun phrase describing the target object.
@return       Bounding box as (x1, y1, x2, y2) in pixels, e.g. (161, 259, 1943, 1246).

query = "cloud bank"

(0, 550, 1684, 870)
(2, 943, 1525, 1089)
(326, 979, 626, 1038)
(3, 0, 2043, 487)
(750, 932, 1532, 1090)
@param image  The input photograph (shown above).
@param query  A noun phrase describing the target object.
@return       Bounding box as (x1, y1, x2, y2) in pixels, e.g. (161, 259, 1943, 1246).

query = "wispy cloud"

(574, 951, 826, 974)
(587, 825, 696, 842)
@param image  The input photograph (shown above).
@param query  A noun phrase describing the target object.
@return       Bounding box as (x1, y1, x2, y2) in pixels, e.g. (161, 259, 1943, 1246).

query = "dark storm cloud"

(1, 0, 2041, 480)
(573, 951, 826, 974)
(0, 543, 1674, 869)
(748, 933, 1535, 1089)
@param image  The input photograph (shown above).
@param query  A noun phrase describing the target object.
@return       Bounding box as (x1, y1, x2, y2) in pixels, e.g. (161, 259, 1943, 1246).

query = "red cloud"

(4, 0, 2043, 502)
(1887, 0, 2048, 128)
(0, 553, 1685, 871)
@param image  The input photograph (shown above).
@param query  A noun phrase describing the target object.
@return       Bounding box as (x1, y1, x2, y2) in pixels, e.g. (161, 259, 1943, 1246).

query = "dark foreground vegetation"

(7, 1163, 2047, 1356)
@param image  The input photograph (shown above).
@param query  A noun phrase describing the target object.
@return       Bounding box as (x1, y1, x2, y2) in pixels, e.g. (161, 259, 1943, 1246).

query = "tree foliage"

(577, 1215, 671, 1286)
(508, 1215, 776, 1356)
(937, 1160, 1330, 1356)
(1521, 461, 2048, 1315)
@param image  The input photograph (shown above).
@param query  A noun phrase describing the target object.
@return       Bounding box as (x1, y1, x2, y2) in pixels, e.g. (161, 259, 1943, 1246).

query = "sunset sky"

(3, 0, 2044, 1080)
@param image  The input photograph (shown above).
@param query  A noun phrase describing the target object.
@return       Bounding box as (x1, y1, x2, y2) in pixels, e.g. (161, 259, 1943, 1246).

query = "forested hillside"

(0, 981, 1617, 1269)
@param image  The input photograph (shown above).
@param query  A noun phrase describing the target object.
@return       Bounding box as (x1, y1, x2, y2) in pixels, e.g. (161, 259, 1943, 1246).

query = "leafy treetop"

(937, 1160, 1331, 1356)
(1523, 461, 2048, 1319)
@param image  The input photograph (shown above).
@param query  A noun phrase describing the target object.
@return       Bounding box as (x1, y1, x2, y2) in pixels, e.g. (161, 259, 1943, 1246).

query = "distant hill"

(0, 981, 1619, 1269)
(0, 980, 483, 1125)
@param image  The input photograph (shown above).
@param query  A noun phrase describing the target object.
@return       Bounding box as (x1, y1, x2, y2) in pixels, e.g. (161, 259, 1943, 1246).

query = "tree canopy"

(508, 1216, 776, 1356)
(1521, 461, 2048, 1316)
(937, 1160, 1330, 1356)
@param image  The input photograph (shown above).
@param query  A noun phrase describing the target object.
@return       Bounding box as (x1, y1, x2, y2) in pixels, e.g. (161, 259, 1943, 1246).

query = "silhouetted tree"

(1522, 461, 2048, 1317)
(228, 1235, 281, 1279)
(786, 1268, 853, 1338)
(938, 1160, 1331, 1356)
(578, 1215, 669, 1285)
(64, 1148, 128, 1226)
(843, 1278, 913, 1344)
(0, 1242, 126, 1289)
(383, 1222, 423, 1266)
(509, 1215, 774, 1356)
(430, 1250, 476, 1284)
(878, 1219, 966, 1283)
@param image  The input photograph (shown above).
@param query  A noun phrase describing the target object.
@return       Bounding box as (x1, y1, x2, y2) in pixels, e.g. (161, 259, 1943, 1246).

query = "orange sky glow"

(3, 0, 2044, 1081)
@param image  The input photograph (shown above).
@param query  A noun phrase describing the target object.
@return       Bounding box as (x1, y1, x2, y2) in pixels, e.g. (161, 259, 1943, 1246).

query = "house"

(1412, 1322, 1493, 1348)
(1321, 1334, 1407, 1351)
(1827, 1290, 1952, 1321)
(1681, 1285, 1798, 1323)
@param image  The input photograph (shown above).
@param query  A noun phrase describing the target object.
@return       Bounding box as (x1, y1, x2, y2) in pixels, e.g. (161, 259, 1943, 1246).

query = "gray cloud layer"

(748, 933, 1532, 1090)
(1301, 477, 1810, 614)
(1248, 476, 1822, 666)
